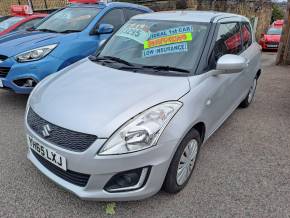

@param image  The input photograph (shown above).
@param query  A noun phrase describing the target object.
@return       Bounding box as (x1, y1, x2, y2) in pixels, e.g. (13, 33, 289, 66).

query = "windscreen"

(267, 28, 282, 35)
(36, 7, 100, 33)
(98, 19, 209, 73)
(0, 16, 24, 31)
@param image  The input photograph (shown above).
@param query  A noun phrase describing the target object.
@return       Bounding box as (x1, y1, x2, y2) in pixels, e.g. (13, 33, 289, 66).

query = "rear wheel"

(163, 129, 201, 193)
(239, 77, 257, 108)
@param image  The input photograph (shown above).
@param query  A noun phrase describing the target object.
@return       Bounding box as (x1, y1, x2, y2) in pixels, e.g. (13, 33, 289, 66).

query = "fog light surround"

(104, 167, 151, 193)
(13, 78, 37, 87)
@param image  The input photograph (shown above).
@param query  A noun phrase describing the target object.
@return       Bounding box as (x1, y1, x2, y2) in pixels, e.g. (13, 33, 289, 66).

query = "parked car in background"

(259, 27, 282, 50)
(0, 5, 47, 36)
(0, 16, 11, 23)
(271, 19, 284, 29)
(0, 0, 152, 94)
(25, 11, 261, 201)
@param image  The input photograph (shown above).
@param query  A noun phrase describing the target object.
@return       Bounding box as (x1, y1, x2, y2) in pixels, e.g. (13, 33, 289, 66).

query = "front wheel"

(163, 129, 201, 193)
(239, 78, 257, 108)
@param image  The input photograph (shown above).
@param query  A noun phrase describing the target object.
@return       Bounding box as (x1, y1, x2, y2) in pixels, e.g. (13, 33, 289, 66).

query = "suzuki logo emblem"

(42, 124, 51, 137)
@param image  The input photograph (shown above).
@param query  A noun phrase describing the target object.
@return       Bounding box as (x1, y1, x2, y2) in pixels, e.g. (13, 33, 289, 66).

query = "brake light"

(10, 5, 33, 16)
(68, 0, 100, 3)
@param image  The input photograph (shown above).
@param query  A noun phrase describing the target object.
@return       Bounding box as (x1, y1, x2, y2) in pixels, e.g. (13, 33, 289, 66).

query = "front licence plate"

(267, 45, 278, 48)
(0, 79, 3, 88)
(27, 135, 67, 171)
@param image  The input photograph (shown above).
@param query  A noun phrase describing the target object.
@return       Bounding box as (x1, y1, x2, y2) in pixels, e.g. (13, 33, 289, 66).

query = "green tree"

(272, 4, 285, 23)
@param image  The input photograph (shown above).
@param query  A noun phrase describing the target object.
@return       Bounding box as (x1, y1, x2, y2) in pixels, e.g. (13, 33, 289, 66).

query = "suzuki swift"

(25, 11, 261, 201)
(0, 0, 151, 94)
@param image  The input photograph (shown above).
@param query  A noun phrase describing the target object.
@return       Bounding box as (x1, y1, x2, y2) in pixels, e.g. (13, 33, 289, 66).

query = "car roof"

(68, 1, 151, 11)
(133, 10, 246, 23)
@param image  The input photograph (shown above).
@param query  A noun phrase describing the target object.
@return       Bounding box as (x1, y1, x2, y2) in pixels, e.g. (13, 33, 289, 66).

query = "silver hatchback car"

(25, 11, 261, 201)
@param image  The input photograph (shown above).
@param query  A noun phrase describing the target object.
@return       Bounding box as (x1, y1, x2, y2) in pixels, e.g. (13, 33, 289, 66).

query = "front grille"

(0, 55, 8, 62)
(31, 150, 90, 187)
(27, 108, 98, 152)
(0, 67, 10, 78)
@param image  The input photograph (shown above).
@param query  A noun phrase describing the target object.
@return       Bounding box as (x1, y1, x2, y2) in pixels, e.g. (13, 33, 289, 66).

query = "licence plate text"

(28, 135, 67, 171)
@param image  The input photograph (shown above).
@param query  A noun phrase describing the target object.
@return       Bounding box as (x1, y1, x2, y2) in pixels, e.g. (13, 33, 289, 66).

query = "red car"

(272, 19, 284, 29)
(0, 5, 47, 36)
(259, 27, 282, 50)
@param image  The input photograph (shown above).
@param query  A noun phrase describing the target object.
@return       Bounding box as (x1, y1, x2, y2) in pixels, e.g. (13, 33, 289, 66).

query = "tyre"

(163, 128, 201, 193)
(239, 77, 257, 108)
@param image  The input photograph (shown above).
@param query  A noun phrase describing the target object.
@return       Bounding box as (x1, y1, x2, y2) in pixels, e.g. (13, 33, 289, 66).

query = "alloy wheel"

(176, 139, 198, 186)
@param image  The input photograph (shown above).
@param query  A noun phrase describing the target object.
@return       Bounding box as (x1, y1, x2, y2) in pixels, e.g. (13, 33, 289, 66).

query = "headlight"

(15, 44, 58, 62)
(98, 101, 182, 155)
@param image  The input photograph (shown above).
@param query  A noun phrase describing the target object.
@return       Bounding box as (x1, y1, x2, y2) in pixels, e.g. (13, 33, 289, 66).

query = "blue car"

(0, 1, 152, 94)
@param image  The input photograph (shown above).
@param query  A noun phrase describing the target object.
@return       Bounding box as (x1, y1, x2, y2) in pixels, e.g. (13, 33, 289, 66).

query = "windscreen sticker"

(144, 32, 192, 49)
(149, 25, 193, 40)
(143, 42, 188, 58)
(116, 23, 151, 44)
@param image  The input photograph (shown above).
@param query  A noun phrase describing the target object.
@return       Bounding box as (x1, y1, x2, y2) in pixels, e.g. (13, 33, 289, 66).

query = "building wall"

(191, 0, 272, 39)
(1, 0, 272, 40)
(137, 0, 272, 39)
(0, 0, 67, 15)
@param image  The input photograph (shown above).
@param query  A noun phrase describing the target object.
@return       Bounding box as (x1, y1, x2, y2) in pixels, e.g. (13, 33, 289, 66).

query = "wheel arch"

(192, 122, 206, 143)
(256, 69, 262, 79)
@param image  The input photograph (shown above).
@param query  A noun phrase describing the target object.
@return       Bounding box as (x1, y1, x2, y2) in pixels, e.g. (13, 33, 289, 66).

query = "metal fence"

(0, 0, 68, 15)
(29, 0, 67, 11)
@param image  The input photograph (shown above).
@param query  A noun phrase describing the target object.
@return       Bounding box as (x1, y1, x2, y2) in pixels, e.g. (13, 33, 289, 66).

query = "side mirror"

(216, 54, 248, 74)
(95, 23, 114, 35)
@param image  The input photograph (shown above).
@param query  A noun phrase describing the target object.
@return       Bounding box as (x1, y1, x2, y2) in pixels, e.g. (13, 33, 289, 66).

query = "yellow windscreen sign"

(144, 32, 192, 49)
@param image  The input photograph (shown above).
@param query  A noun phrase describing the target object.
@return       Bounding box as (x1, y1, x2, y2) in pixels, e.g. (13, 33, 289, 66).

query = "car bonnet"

(29, 58, 190, 137)
(0, 31, 77, 57)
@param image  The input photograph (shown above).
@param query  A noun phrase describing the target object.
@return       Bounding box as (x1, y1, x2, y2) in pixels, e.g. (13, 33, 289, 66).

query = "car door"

(83, 8, 126, 57)
(217, 20, 250, 107)
(196, 20, 245, 136)
(240, 21, 260, 93)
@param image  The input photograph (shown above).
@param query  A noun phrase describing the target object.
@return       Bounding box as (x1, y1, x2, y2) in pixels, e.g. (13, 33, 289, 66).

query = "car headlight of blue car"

(98, 101, 182, 155)
(15, 44, 58, 63)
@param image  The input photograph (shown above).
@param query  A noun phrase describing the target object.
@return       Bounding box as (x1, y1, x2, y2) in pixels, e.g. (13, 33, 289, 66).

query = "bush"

(271, 4, 285, 23)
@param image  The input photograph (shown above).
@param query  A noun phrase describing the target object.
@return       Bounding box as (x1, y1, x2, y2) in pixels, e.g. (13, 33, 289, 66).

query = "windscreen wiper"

(92, 55, 134, 66)
(37, 29, 59, 33)
(59, 30, 81, 34)
(141, 65, 190, 73)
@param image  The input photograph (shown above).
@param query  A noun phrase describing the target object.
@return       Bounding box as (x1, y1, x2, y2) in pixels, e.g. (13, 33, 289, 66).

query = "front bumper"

(259, 41, 279, 50)
(25, 121, 177, 201)
(0, 55, 63, 94)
